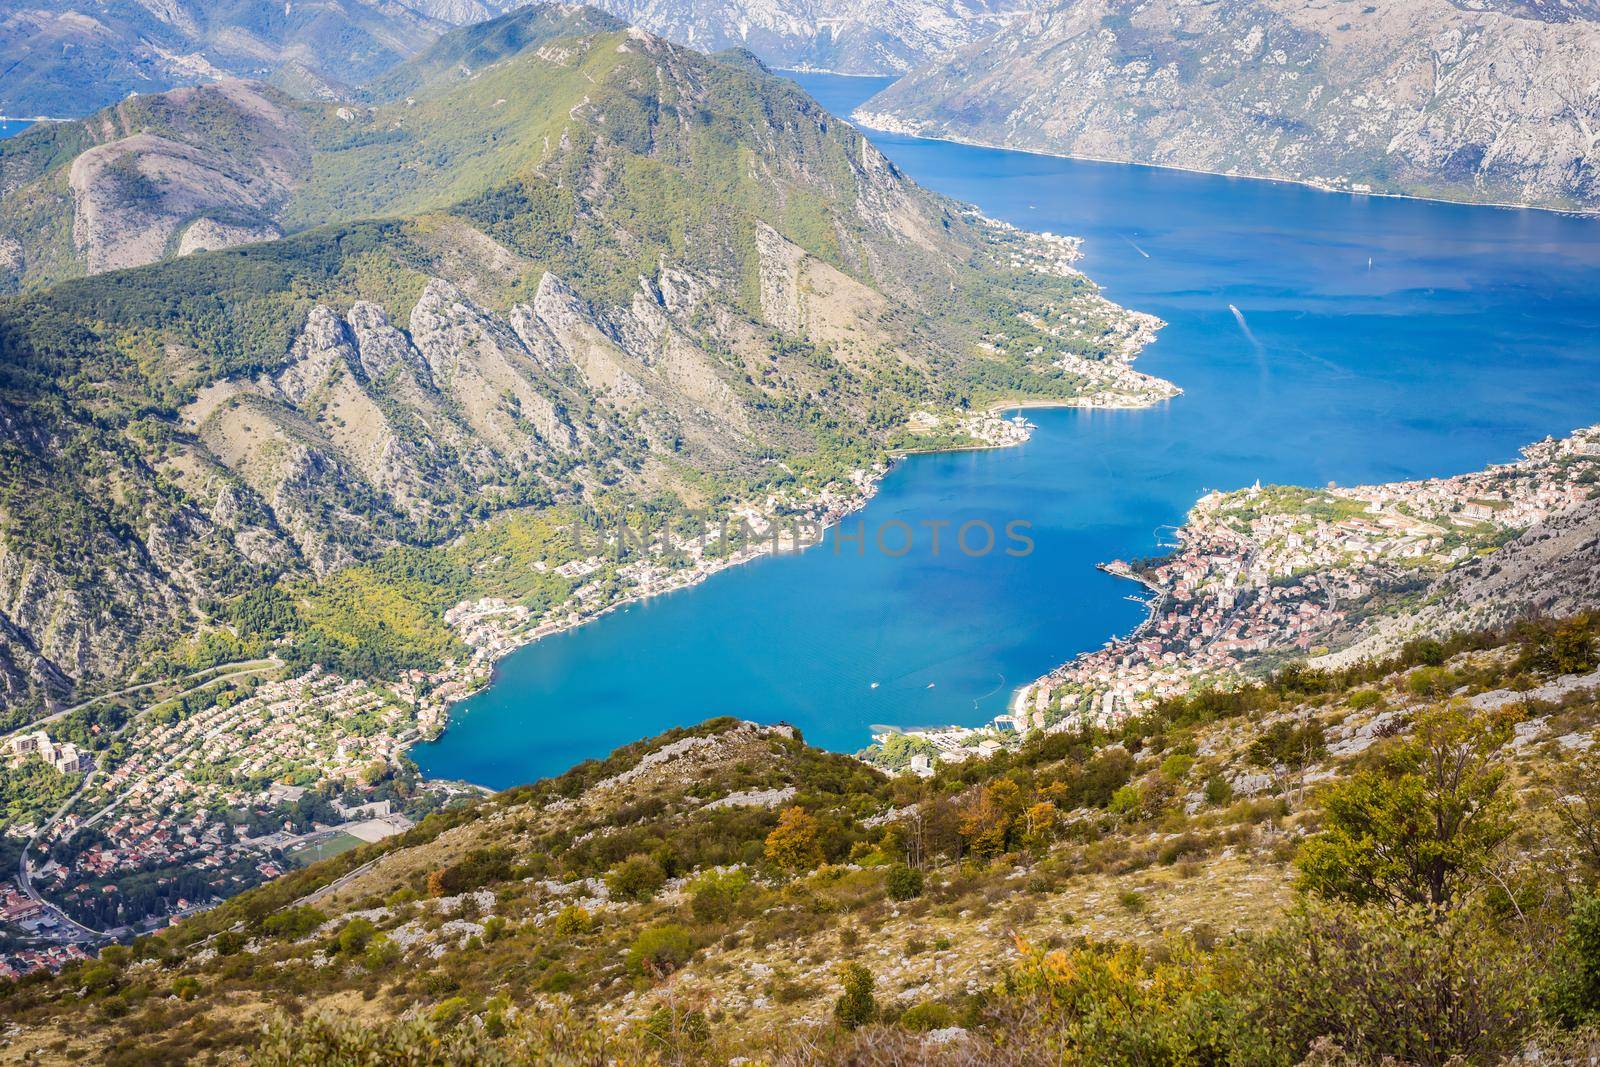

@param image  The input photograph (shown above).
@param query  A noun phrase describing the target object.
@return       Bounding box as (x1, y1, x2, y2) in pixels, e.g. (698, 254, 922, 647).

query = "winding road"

(8, 657, 283, 942)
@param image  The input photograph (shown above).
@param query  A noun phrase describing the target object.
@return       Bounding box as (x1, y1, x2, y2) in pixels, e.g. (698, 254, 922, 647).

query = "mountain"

(2, 616, 1599, 1063)
(0, 5, 1164, 716)
(589, 0, 1032, 75)
(1320, 491, 1600, 667)
(0, 0, 1031, 121)
(0, 0, 487, 119)
(0, 0, 1040, 122)
(855, 0, 1600, 211)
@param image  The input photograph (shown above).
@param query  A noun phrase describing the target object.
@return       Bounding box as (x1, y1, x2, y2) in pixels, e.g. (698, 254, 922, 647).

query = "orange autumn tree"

(960, 779, 1027, 857)
(765, 806, 824, 873)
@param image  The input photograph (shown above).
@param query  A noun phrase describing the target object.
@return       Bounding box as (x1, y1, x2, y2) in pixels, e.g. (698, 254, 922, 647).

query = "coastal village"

(0, 461, 907, 975)
(0, 670, 449, 965)
(872, 425, 1600, 769)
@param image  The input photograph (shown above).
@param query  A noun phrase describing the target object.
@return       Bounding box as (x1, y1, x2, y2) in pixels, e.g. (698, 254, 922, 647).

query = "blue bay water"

(0, 120, 32, 139)
(414, 73, 1600, 789)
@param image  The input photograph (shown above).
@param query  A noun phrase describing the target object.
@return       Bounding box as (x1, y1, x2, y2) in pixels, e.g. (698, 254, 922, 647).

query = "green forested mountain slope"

(0, 7, 1154, 716)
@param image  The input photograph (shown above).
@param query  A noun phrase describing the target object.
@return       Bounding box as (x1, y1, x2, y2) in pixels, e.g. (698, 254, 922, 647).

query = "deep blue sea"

(414, 73, 1600, 789)
(0, 120, 32, 139)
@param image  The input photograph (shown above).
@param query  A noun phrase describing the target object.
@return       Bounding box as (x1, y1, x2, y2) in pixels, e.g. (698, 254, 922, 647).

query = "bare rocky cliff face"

(0, 81, 311, 292)
(0, 0, 461, 117)
(586, 0, 1032, 74)
(858, 0, 1600, 210)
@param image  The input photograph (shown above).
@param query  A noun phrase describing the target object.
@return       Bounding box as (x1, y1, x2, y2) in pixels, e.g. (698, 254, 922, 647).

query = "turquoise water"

(414, 73, 1600, 789)
(0, 120, 32, 139)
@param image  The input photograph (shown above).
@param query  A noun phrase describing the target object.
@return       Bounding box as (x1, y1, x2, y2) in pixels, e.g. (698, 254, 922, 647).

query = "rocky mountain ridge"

(590, 0, 1032, 75)
(0, 7, 1160, 715)
(0, 0, 1032, 120)
(857, 0, 1600, 211)
(0, 0, 472, 118)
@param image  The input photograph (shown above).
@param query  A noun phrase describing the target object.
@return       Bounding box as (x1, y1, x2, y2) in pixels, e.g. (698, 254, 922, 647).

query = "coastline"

(847, 112, 1600, 220)
(1005, 425, 1600, 739)
(407, 396, 1179, 783)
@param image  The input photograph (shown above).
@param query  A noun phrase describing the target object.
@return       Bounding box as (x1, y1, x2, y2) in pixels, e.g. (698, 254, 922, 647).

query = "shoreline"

(847, 112, 1600, 220)
(407, 399, 1177, 784)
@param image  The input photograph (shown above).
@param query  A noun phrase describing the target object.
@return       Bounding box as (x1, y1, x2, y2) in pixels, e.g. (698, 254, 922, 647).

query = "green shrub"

(1545, 895, 1600, 1026)
(335, 917, 377, 955)
(899, 1001, 956, 1032)
(538, 969, 578, 993)
(1203, 775, 1233, 806)
(1238, 902, 1536, 1064)
(550, 905, 594, 937)
(607, 854, 667, 903)
(1159, 754, 1195, 781)
(689, 868, 750, 922)
(884, 864, 924, 901)
(213, 931, 247, 956)
(429, 996, 472, 1027)
(363, 935, 401, 971)
(833, 962, 876, 1030)
(626, 925, 693, 979)
(1107, 785, 1143, 817)
(261, 906, 326, 940)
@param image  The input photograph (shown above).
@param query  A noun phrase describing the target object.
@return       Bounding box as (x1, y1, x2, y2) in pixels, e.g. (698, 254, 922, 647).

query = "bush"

(607, 854, 666, 903)
(430, 996, 472, 1027)
(1000, 939, 1224, 1063)
(899, 1001, 955, 1032)
(427, 847, 514, 898)
(538, 969, 578, 993)
(626, 925, 693, 979)
(884, 863, 924, 901)
(688, 868, 750, 922)
(1203, 775, 1233, 806)
(834, 962, 876, 1030)
(261, 905, 326, 940)
(213, 930, 247, 956)
(335, 917, 376, 955)
(766, 806, 825, 873)
(1546, 895, 1600, 1026)
(1238, 902, 1537, 1065)
(363, 935, 401, 971)
(1107, 785, 1143, 817)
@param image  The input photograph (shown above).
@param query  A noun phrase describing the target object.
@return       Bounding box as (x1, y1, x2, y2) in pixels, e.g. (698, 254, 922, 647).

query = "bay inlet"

(413, 73, 1600, 790)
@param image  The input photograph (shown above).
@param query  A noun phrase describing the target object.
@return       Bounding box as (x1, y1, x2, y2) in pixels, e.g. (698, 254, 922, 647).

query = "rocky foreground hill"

(857, 0, 1600, 211)
(2, 616, 1600, 1063)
